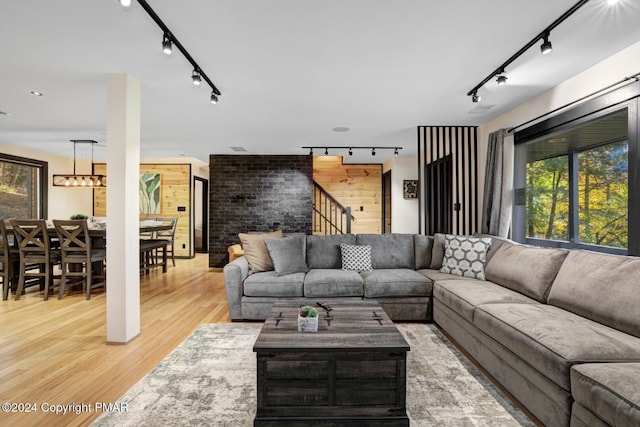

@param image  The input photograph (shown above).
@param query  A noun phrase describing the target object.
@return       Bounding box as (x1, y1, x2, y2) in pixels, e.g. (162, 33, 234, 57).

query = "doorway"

(193, 177, 209, 253)
(424, 155, 453, 235)
(382, 171, 392, 233)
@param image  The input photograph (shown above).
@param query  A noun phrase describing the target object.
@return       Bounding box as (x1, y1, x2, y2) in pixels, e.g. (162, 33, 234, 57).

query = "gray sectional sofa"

(222, 232, 640, 427)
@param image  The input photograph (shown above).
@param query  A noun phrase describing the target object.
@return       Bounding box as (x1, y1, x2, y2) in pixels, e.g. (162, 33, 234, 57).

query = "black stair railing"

(312, 181, 354, 235)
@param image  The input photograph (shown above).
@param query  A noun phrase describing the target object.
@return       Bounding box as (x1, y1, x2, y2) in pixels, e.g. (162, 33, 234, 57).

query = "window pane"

(578, 140, 628, 249)
(0, 159, 41, 219)
(526, 156, 569, 241)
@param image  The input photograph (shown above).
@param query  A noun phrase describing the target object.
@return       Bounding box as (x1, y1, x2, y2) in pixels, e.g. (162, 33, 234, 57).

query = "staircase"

(312, 181, 354, 234)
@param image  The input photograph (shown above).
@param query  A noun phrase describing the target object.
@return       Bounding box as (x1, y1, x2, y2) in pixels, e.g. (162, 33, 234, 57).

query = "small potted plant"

(70, 214, 89, 220)
(298, 305, 319, 333)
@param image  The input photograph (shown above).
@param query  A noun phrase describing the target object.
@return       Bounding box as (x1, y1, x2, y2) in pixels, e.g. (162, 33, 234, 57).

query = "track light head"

(210, 92, 218, 104)
(348, 148, 353, 156)
(471, 92, 481, 103)
(309, 148, 313, 156)
(540, 32, 553, 55)
(496, 75, 507, 86)
(371, 148, 376, 156)
(394, 148, 399, 157)
(192, 69, 202, 86)
(324, 148, 329, 156)
(162, 33, 173, 55)
(119, 0, 132, 10)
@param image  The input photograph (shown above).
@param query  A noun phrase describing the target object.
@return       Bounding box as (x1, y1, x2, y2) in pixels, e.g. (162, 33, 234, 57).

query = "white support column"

(106, 73, 141, 344)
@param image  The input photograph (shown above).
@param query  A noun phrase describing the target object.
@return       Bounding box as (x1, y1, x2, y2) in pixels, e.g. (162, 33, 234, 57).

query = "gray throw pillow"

(264, 235, 309, 276)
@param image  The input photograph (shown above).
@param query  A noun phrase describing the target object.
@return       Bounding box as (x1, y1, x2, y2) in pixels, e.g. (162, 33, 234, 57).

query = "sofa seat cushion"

(361, 269, 432, 298)
(303, 269, 364, 297)
(417, 268, 469, 282)
(433, 279, 538, 323)
(571, 363, 640, 427)
(474, 303, 640, 390)
(243, 271, 305, 297)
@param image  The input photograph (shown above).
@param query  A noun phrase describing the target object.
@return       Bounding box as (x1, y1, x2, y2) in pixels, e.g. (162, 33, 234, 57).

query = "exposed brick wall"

(209, 155, 313, 267)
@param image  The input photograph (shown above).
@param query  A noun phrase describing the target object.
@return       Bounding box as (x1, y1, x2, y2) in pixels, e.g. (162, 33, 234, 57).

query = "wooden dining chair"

(10, 219, 61, 301)
(155, 217, 178, 267)
(0, 220, 20, 300)
(54, 220, 106, 300)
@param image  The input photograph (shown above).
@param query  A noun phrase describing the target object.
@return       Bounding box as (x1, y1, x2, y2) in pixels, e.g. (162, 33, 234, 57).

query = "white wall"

(383, 155, 419, 233)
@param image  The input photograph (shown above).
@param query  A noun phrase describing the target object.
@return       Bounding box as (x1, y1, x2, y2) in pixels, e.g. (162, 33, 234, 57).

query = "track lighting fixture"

(466, 0, 590, 101)
(162, 33, 173, 55)
(192, 69, 202, 86)
(127, 0, 222, 103)
(540, 32, 553, 55)
(303, 146, 402, 157)
(471, 92, 481, 103)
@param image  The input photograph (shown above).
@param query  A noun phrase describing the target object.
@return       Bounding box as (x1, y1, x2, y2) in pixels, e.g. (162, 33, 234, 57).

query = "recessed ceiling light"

(332, 127, 350, 132)
(30, 90, 43, 97)
(230, 146, 247, 152)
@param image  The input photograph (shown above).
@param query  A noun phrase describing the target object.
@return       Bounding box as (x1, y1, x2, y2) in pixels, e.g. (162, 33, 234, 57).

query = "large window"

(0, 153, 47, 219)
(516, 104, 635, 255)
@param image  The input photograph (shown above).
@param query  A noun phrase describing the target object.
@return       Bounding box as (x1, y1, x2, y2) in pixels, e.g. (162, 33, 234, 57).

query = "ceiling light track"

(134, 0, 222, 98)
(302, 146, 403, 157)
(466, 0, 590, 101)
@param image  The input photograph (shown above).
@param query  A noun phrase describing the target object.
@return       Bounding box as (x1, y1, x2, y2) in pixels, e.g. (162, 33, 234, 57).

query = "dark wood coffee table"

(253, 299, 410, 426)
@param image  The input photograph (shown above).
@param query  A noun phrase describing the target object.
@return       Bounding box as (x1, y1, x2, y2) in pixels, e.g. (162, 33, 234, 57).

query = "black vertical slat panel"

(429, 126, 436, 235)
(417, 127, 423, 234)
(462, 127, 473, 234)
(473, 127, 479, 233)
(453, 126, 465, 234)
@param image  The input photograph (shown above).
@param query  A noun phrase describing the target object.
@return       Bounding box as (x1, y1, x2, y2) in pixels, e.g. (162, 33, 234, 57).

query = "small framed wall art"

(403, 180, 418, 199)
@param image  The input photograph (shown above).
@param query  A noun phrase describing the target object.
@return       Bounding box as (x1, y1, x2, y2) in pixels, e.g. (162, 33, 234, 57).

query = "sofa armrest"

(223, 255, 249, 320)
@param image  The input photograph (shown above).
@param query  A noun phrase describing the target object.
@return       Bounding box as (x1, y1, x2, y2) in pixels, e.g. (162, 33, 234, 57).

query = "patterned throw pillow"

(439, 235, 491, 280)
(340, 244, 373, 272)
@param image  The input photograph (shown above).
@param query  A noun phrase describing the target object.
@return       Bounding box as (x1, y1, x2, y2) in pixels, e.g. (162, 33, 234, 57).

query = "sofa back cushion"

(306, 234, 356, 269)
(356, 234, 414, 269)
(548, 250, 640, 338)
(414, 234, 434, 270)
(485, 241, 568, 302)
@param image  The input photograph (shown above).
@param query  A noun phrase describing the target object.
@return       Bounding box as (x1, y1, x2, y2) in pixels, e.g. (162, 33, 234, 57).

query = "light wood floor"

(0, 254, 228, 427)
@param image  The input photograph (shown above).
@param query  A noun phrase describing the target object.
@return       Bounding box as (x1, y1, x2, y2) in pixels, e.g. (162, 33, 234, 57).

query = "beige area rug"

(92, 323, 535, 427)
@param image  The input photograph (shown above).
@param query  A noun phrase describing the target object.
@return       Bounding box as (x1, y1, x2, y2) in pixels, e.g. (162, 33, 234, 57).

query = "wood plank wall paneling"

(313, 156, 382, 234)
(92, 163, 192, 257)
(418, 126, 479, 236)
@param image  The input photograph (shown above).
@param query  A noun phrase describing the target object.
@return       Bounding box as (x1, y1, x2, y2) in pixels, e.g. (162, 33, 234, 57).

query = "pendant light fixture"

(52, 140, 106, 187)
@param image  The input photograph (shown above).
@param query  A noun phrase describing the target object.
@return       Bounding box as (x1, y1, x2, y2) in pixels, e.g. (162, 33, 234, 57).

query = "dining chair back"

(0, 220, 19, 300)
(10, 219, 61, 301)
(54, 220, 106, 300)
(155, 217, 178, 267)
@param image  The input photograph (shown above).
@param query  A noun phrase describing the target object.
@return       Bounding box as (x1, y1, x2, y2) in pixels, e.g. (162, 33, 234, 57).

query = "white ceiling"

(1, 0, 640, 164)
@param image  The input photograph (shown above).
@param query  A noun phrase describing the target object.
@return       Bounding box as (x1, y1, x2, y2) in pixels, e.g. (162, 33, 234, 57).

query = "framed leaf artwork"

(140, 173, 161, 214)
